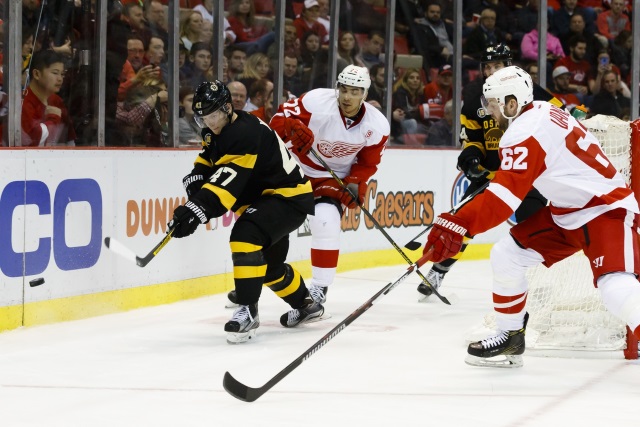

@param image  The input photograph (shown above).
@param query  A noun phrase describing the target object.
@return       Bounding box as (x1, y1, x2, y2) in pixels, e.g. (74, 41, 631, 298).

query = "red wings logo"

(317, 140, 363, 158)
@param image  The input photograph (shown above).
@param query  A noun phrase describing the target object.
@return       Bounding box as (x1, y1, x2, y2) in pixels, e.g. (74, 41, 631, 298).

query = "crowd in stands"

(0, 0, 636, 147)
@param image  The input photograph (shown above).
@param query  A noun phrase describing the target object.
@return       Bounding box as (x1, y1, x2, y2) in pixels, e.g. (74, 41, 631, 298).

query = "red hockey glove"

(288, 119, 314, 155)
(424, 213, 469, 263)
(341, 177, 366, 209)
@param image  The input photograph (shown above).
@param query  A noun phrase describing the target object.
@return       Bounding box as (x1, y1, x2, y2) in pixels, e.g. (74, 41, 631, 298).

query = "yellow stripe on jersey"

(215, 154, 258, 169)
(272, 268, 301, 298)
(261, 182, 313, 198)
(234, 264, 268, 279)
(461, 115, 482, 130)
(195, 156, 213, 168)
(202, 183, 237, 209)
(230, 242, 263, 253)
(234, 205, 249, 216)
(549, 97, 564, 108)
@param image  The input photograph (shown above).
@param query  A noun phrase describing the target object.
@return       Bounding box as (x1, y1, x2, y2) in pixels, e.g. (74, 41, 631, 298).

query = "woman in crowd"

(391, 68, 429, 144)
(237, 52, 271, 91)
(179, 10, 204, 51)
(227, 0, 275, 55)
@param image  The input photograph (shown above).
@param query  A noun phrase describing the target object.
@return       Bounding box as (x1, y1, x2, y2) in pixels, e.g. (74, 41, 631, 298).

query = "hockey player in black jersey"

(417, 44, 565, 301)
(169, 80, 320, 343)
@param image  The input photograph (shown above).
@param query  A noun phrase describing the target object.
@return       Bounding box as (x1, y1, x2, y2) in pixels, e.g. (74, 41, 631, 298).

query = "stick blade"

(404, 241, 422, 251)
(104, 237, 137, 264)
(223, 372, 263, 402)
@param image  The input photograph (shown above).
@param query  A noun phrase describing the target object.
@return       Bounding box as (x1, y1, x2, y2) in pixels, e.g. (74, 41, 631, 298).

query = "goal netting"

(471, 115, 640, 359)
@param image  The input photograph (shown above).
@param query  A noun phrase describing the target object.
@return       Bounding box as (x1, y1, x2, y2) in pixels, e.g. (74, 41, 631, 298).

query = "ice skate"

(309, 284, 328, 304)
(417, 267, 444, 302)
(280, 296, 325, 328)
(225, 304, 259, 344)
(225, 289, 238, 308)
(465, 313, 528, 368)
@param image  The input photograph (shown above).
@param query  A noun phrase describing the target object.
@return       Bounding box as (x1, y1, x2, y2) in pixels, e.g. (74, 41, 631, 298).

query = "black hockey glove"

(463, 158, 490, 182)
(169, 200, 209, 238)
(183, 174, 205, 198)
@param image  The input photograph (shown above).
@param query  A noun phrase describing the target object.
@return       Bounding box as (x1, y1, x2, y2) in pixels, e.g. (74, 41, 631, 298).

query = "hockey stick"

(104, 225, 176, 267)
(307, 147, 450, 305)
(403, 180, 491, 251)
(223, 248, 434, 402)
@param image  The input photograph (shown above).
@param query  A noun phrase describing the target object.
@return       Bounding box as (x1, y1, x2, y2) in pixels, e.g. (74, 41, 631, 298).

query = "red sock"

(634, 325, 640, 341)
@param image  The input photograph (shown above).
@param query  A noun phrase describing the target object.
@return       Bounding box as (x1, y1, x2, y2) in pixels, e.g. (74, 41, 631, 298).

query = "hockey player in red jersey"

(424, 66, 640, 367)
(266, 65, 390, 322)
(169, 81, 318, 343)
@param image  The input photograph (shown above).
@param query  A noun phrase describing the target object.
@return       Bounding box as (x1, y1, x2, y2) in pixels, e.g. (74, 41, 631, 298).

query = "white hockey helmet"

(482, 66, 533, 120)
(337, 65, 371, 90)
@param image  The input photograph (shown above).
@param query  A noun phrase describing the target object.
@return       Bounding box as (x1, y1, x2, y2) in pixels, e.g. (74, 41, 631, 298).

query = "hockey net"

(471, 115, 640, 359)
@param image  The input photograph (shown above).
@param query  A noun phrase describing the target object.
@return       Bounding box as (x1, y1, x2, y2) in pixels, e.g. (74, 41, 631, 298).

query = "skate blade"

(417, 292, 432, 303)
(226, 329, 257, 344)
(304, 311, 332, 323)
(225, 300, 239, 309)
(464, 354, 523, 368)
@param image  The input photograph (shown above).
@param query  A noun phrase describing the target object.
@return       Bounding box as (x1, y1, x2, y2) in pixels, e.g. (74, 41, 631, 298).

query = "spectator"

(144, 0, 169, 47)
(338, 0, 387, 35)
(596, 0, 630, 42)
(299, 31, 329, 91)
(227, 80, 248, 111)
(426, 99, 455, 147)
(553, 35, 590, 101)
(237, 52, 271, 91)
(463, 8, 507, 60)
(549, 66, 581, 110)
(411, 1, 453, 70)
(355, 31, 385, 70)
(524, 62, 540, 84)
(391, 68, 429, 144)
(589, 70, 630, 120)
(424, 64, 453, 106)
(227, 0, 275, 55)
(317, 0, 331, 34)
(337, 31, 365, 73)
(116, 77, 168, 147)
(366, 63, 386, 110)
(178, 86, 200, 146)
(267, 23, 300, 69)
(122, 2, 149, 42)
(282, 54, 305, 97)
(193, 0, 237, 46)
(21, 50, 76, 146)
(179, 10, 204, 51)
(244, 78, 273, 112)
(551, 0, 598, 40)
(118, 36, 162, 101)
(250, 88, 287, 123)
(463, 0, 512, 41)
(226, 46, 247, 82)
(559, 12, 603, 65)
(182, 42, 214, 88)
(588, 50, 625, 96)
(610, 30, 631, 82)
(146, 35, 167, 79)
(520, 28, 565, 63)
(293, 0, 329, 43)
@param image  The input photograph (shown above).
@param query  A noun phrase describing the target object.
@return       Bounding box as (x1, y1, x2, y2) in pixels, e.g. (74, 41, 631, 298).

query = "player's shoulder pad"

(363, 104, 391, 135)
(299, 88, 336, 113)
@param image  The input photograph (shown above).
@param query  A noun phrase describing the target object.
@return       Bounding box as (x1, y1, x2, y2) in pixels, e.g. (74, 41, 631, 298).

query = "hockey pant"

(493, 207, 640, 338)
(229, 197, 309, 309)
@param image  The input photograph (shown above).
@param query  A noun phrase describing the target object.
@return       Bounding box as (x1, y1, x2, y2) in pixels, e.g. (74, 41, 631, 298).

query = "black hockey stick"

(223, 248, 434, 402)
(307, 148, 450, 305)
(104, 225, 176, 267)
(403, 180, 491, 251)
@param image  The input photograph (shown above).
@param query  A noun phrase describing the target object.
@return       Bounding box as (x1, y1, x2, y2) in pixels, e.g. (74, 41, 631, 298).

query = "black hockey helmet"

(481, 43, 513, 66)
(192, 80, 232, 121)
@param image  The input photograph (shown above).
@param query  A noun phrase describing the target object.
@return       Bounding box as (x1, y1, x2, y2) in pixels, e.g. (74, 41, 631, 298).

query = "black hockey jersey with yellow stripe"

(190, 111, 314, 217)
(459, 79, 564, 172)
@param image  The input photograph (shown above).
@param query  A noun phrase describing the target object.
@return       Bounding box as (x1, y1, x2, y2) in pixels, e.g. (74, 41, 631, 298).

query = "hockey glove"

(464, 158, 491, 182)
(169, 200, 209, 238)
(183, 173, 205, 198)
(288, 119, 314, 155)
(341, 177, 366, 209)
(425, 213, 469, 263)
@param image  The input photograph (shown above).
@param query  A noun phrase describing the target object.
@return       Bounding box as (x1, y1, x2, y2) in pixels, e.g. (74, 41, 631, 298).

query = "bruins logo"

(210, 83, 218, 91)
(477, 107, 486, 118)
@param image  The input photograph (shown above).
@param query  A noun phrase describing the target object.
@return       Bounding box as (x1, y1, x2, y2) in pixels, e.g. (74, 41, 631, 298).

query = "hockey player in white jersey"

(265, 65, 390, 324)
(423, 66, 640, 367)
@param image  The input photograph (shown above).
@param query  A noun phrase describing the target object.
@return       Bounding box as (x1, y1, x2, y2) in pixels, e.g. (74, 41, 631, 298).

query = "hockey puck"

(29, 278, 45, 287)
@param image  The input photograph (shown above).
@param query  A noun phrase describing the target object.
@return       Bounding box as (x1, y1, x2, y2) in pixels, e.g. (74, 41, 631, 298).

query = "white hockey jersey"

(457, 101, 639, 235)
(270, 88, 390, 182)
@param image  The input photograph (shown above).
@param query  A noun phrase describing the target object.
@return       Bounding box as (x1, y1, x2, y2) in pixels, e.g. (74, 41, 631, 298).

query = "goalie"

(424, 66, 640, 367)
